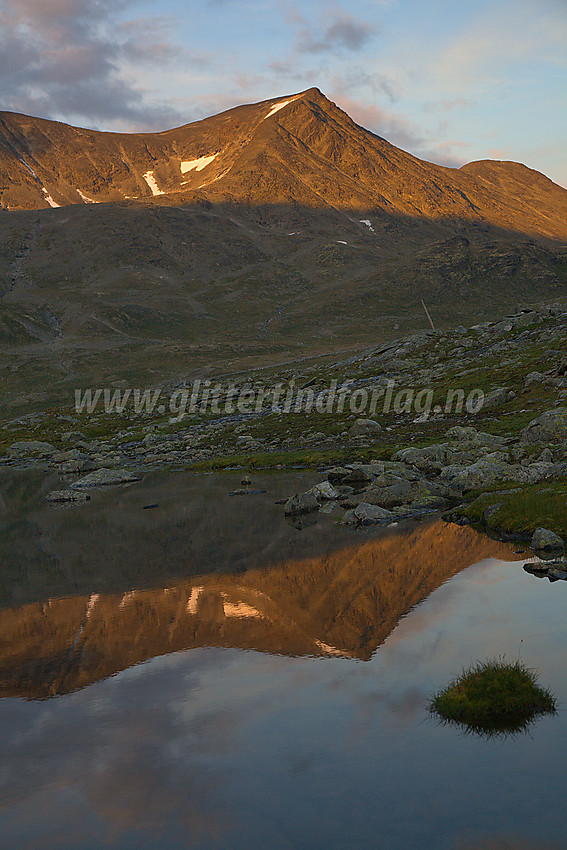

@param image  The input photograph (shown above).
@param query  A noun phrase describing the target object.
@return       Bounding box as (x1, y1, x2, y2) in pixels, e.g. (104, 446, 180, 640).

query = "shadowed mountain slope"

(0, 89, 566, 412)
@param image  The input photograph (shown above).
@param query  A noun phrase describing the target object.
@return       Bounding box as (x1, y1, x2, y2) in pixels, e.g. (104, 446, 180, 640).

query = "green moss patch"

(429, 659, 556, 735)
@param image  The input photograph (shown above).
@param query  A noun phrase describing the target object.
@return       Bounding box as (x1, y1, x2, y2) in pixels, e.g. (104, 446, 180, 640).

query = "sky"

(0, 0, 565, 186)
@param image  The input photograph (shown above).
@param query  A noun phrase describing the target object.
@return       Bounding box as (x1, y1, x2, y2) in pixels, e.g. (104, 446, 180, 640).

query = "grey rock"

(525, 371, 545, 386)
(531, 527, 565, 553)
(310, 481, 340, 501)
(343, 465, 374, 484)
(46, 489, 90, 503)
(483, 503, 502, 523)
(324, 466, 351, 483)
(341, 509, 358, 525)
(353, 502, 395, 525)
(482, 388, 508, 410)
(348, 418, 383, 437)
(61, 430, 87, 443)
(410, 495, 449, 510)
(441, 459, 519, 491)
(363, 480, 412, 508)
(521, 408, 567, 443)
(71, 468, 140, 488)
(7, 441, 56, 458)
(392, 444, 450, 471)
(284, 490, 320, 515)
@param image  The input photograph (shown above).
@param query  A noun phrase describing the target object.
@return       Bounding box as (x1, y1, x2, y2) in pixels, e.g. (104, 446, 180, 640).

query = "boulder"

(441, 459, 519, 491)
(324, 466, 351, 483)
(363, 480, 412, 508)
(310, 481, 340, 501)
(445, 427, 507, 451)
(7, 441, 56, 459)
(410, 495, 449, 510)
(284, 490, 320, 515)
(531, 528, 565, 553)
(348, 418, 383, 437)
(482, 387, 508, 410)
(392, 444, 450, 471)
(61, 430, 87, 443)
(483, 503, 502, 523)
(343, 465, 374, 484)
(521, 408, 567, 443)
(353, 502, 395, 525)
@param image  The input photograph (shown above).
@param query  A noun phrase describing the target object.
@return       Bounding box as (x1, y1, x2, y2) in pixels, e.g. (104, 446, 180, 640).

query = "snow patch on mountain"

(180, 154, 218, 174)
(42, 188, 60, 207)
(222, 599, 262, 619)
(265, 98, 297, 119)
(143, 171, 164, 196)
(77, 189, 98, 204)
(360, 219, 375, 232)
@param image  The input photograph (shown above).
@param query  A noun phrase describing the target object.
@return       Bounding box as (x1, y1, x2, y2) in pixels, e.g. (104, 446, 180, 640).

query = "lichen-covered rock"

(310, 481, 340, 501)
(363, 480, 412, 508)
(284, 490, 320, 515)
(324, 466, 351, 483)
(441, 459, 518, 491)
(7, 441, 55, 458)
(531, 527, 565, 553)
(521, 408, 567, 443)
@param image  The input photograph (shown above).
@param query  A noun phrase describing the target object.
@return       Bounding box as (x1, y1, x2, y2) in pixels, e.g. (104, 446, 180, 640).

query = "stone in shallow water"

(46, 490, 90, 503)
(71, 469, 140, 488)
(310, 481, 340, 501)
(284, 490, 320, 515)
(353, 502, 395, 525)
(530, 527, 564, 553)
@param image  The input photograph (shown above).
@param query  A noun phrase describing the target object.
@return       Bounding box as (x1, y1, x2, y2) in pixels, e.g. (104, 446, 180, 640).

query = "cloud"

(432, 0, 567, 92)
(286, 6, 376, 55)
(423, 98, 472, 113)
(0, 0, 186, 129)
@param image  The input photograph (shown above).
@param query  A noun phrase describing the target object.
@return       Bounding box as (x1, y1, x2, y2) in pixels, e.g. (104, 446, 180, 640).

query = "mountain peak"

(0, 90, 566, 243)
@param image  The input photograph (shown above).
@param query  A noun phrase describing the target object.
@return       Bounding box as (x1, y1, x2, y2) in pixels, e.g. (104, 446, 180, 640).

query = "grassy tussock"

(429, 658, 556, 735)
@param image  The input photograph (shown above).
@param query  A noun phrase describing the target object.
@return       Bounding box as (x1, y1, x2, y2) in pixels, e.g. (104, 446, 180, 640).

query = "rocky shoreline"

(2, 303, 567, 580)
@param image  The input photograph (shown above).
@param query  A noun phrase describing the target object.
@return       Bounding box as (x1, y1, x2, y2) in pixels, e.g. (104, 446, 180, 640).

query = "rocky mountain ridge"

(1, 88, 567, 241)
(1, 89, 566, 413)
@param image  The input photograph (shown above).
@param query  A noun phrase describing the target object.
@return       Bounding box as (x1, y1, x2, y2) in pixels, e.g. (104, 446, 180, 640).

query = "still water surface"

(0, 470, 566, 848)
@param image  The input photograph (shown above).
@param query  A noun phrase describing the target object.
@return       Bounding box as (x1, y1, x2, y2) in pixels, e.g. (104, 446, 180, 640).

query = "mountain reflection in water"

(0, 518, 520, 698)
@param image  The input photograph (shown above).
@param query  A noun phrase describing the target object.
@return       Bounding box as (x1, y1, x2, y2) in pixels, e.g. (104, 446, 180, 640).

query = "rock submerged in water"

(71, 469, 140, 489)
(284, 490, 320, 516)
(46, 490, 91, 503)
